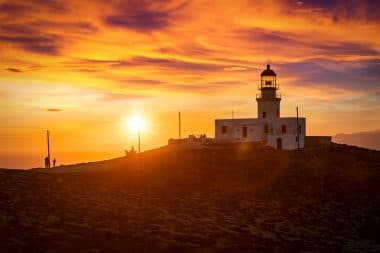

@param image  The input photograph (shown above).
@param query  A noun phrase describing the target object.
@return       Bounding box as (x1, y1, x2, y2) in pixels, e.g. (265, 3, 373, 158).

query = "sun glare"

(126, 114, 146, 133)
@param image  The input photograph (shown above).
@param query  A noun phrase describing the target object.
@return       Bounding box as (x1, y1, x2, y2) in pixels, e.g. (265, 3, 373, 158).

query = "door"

(242, 126, 248, 138)
(277, 138, 282, 150)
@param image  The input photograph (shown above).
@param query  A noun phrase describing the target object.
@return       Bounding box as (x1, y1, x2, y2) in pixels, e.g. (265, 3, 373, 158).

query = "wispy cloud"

(111, 56, 223, 72)
(279, 59, 380, 91)
(235, 27, 378, 57)
(47, 108, 62, 112)
(289, 0, 380, 22)
(0, 23, 63, 55)
(103, 0, 188, 31)
(0, 34, 61, 55)
(6, 68, 22, 73)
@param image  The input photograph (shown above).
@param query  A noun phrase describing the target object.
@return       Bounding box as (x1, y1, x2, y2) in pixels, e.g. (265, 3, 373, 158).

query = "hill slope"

(333, 129, 380, 150)
(1, 143, 380, 252)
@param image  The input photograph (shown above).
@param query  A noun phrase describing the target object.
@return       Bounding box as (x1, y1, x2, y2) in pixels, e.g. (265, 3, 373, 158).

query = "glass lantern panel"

(261, 76, 276, 87)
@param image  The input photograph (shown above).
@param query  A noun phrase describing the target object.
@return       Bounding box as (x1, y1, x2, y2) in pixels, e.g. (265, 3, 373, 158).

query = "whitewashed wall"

(215, 117, 306, 150)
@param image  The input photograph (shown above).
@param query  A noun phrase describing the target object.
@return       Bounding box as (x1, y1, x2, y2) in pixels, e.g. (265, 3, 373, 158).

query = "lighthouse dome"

(259, 64, 278, 90)
(261, 64, 276, 76)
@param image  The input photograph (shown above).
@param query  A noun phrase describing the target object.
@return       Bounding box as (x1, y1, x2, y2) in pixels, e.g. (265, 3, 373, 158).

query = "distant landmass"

(1, 143, 380, 252)
(333, 129, 380, 150)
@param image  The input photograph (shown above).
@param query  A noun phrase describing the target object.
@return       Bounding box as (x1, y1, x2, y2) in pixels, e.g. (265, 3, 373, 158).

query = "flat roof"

(215, 117, 306, 121)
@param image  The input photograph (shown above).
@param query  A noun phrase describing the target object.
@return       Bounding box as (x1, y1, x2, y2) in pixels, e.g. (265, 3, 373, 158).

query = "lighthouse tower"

(215, 64, 306, 150)
(256, 65, 281, 119)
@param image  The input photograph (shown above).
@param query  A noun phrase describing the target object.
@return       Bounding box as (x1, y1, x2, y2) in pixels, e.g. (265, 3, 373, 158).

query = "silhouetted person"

(45, 157, 50, 169)
(125, 146, 136, 157)
(53, 158, 56, 167)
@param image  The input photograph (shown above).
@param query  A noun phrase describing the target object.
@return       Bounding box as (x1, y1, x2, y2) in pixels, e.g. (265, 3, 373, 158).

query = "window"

(299, 125, 302, 134)
(262, 112, 266, 118)
(221, 126, 227, 134)
(264, 124, 268, 133)
(242, 126, 247, 138)
(281, 124, 287, 134)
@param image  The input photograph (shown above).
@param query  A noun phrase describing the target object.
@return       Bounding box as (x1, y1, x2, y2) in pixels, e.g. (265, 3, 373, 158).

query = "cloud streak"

(47, 108, 62, 112)
(278, 59, 380, 91)
(236, 27, 378, 57)
(6, 68, 22, 73)
(103, 0, 188, 31)
(0, 34, 61, 55)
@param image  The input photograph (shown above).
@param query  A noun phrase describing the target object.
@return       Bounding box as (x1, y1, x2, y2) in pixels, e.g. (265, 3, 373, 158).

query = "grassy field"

(0, 143, 379, 252)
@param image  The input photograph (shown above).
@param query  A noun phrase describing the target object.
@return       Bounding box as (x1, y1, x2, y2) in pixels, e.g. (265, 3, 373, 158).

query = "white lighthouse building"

(215, 65, 306, 150)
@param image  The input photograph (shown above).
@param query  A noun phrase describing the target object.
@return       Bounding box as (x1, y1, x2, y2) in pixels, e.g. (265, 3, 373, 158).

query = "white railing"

(256, 91, 281, 99)
(257, 83, 279, 90)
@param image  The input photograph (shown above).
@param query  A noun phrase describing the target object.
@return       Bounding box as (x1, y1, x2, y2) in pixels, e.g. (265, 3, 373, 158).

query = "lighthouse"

(214, 64, 306, 150)
(256, 65, 281, 120)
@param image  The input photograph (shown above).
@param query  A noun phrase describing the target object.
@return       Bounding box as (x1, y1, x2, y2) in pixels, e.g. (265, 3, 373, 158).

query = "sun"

(126, 114, 146, 133)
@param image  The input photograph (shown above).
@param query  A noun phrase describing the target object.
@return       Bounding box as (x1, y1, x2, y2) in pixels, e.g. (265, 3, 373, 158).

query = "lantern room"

(259, 64, 278, 90)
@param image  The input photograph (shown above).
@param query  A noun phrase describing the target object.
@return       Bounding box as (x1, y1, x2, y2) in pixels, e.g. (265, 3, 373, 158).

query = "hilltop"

(1, 143, 380, 252)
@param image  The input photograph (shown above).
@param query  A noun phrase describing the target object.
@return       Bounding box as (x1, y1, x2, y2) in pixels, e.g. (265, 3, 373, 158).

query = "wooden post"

(138, 130, 141, 170)
(47, 130, 50, 168)
(138, 130, 141, 153)
(296, 107, 300, 150)
(179, 112, 181, 140)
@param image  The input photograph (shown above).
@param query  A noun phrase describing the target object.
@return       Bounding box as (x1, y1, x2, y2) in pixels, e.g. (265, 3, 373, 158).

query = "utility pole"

(47, 130, 51, 168)
(138, 130, 141, 170)
(296, 107, 300, 150)
(138, 131, 141, 153)
(179, 112, 181, 139)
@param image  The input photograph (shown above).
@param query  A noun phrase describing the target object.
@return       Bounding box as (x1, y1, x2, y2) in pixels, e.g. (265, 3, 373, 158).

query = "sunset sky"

(1, 0, 380, 168)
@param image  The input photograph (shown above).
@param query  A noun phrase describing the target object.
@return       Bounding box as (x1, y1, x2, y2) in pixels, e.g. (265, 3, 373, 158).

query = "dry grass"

(0, 143, 379, 252)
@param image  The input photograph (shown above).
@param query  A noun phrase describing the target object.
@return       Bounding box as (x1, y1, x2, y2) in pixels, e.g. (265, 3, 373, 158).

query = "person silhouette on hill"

(45, 157, 50, 169)
(125, 146, 136, 157)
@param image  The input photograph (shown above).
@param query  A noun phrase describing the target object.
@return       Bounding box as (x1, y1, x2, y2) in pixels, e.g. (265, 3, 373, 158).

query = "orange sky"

(1, 0, 380, 168)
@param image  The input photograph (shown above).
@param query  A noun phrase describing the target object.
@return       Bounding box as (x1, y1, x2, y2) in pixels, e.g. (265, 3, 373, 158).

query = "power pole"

(138, 131, 141, 153)
(179, 112, 181, 139)
(47, 130, 50, 168)
(138, 130, 141, 170)
(296, 107, 300, 150)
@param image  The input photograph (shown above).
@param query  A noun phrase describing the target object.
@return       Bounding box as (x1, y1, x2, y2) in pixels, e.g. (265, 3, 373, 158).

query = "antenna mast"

(296, 107, 300, 150)
(179, 112, 181, 139)
(47, 130, 50, 168)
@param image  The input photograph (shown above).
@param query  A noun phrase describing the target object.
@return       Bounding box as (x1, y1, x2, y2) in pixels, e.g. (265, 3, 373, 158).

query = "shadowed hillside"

(1, 143, 380, 252)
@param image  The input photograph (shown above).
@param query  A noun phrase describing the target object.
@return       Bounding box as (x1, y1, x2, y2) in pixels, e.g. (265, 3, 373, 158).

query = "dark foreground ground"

(0, 143, 380, 252)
